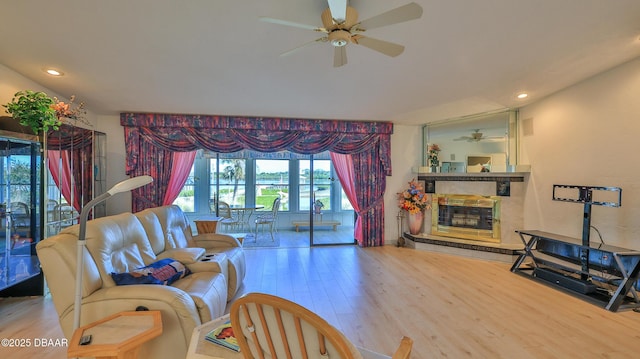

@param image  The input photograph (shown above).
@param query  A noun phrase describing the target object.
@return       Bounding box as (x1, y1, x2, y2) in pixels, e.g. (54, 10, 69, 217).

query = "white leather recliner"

(137, 205, 246, 298)
(36, 210, 233, 359)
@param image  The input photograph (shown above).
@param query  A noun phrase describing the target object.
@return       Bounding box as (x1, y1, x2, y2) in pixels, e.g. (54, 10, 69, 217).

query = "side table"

(194, 216, 223, 234)
(67, 310, 162, 359)
(186, 314, 242, 359)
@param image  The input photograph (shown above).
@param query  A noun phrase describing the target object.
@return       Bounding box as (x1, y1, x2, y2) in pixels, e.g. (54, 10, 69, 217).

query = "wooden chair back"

(230, 292, 361, 358)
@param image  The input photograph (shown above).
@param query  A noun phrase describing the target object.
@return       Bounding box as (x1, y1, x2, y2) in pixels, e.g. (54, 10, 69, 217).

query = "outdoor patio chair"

(254, 197, 280, 241)
(219, 201, 240, 232)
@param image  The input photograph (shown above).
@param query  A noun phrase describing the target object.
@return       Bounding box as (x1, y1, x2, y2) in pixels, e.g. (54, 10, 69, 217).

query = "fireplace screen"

(431, 194, 501, 242)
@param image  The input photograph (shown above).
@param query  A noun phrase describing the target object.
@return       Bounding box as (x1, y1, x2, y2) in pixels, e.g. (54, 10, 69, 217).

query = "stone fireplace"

(431, 194, 501, 243)
(405, 173, 527, 262)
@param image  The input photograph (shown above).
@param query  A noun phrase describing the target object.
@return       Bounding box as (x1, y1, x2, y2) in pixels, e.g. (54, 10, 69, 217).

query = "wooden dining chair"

(230, 292, 413, 359)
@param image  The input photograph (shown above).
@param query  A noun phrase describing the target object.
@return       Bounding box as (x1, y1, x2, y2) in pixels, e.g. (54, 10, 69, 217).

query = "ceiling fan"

(453, 129, 505, 142)
(259, 1, 423, 67)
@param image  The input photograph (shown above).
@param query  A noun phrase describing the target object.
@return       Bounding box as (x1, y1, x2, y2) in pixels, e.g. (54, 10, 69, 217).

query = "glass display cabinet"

(0, 130, 43, 296)
(0, 119, 106, 296)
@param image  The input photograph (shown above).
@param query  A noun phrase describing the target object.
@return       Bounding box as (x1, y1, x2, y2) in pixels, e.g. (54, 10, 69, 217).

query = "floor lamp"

(72, 175, 154, 331)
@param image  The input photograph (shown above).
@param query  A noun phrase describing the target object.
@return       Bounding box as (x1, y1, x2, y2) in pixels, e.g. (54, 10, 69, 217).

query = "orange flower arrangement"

(51, 95, 86, 121)
(397, 178, 431, 214)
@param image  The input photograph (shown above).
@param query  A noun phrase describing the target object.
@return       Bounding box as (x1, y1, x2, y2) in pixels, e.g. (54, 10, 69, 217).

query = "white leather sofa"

(36, 205, 246, 359)
(136, 205, 246, 298)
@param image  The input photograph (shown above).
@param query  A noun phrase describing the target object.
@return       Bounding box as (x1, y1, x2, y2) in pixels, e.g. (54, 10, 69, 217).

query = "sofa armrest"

(60, 285, 202, 359)
(83, 284, 200, 322)
(193, 233, 242, 249)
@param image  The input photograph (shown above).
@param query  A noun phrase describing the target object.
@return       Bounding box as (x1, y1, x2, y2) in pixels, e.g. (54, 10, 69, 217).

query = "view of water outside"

(254, 159, 288, 211)
(173, 154, 353, 213)
(299, 160, 331, 211)
(214, 158, 247, 208)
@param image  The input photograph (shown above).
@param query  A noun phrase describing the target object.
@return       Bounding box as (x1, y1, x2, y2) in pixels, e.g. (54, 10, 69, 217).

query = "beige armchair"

(230, 292, 413, 359)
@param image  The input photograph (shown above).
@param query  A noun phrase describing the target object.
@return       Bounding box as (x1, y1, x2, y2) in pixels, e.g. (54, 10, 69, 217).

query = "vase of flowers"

(428, 144, 441, 172)
(397, 179, 431, 235)
(51, 95, 87, 124)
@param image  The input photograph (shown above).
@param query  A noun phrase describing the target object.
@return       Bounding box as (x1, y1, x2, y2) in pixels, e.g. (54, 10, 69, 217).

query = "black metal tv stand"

(511, 185, 640, 312)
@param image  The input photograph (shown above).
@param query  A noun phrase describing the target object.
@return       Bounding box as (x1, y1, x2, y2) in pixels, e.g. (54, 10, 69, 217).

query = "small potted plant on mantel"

(2, 90, 61, 136)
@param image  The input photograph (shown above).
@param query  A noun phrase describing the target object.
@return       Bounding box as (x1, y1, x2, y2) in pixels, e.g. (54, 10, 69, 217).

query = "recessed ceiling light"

(45, 68, 64, 76)
(516, 93, 528, 99)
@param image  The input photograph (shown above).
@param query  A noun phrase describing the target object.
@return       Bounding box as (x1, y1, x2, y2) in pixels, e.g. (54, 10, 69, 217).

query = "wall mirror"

(423, 110, 518, 173)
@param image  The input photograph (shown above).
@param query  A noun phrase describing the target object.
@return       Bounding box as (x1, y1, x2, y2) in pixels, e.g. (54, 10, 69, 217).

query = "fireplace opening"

(431, 194, 501, 242)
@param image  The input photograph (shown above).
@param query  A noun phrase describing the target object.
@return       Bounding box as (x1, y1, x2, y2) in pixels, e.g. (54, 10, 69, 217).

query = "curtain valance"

(121, 113, 393, 176)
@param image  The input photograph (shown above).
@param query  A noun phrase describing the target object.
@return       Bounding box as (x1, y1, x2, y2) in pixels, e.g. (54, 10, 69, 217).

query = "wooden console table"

(67, 311, 162, 359)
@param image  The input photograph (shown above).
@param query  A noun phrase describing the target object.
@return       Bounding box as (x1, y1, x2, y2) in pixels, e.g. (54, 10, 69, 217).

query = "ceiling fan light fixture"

(329, 30, 350, 47)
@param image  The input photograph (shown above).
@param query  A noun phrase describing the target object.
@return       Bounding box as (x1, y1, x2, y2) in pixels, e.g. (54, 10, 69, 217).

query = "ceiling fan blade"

(484, 136, 506, 142)
(356, 2, 423, 31)
(280, 37, 328, 57)
(327, 0, 348, 22)
(353, 36, 404, 57)
(333, 46, 347, 67)
(259, 17, 327, 32)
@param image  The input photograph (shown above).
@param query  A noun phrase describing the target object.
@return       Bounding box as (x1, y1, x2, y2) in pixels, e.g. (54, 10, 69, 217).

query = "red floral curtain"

(351, 144, 387, 247)
(121, 113, 392, 246)
(47, 150, 80, 211)
(47, 125, 94, 212)
(330, 152, 364, 245)
(162, 151, 196, 205)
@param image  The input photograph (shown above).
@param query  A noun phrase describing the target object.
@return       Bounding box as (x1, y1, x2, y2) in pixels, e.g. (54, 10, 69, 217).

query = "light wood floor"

(2, 246, 640, 358)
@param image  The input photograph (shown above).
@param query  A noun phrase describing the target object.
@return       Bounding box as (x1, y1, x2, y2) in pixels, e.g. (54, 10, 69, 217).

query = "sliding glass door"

(300, 157, 355, 246)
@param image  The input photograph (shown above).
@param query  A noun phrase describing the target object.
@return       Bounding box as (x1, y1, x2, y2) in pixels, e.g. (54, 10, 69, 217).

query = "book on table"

(205, 319, 240, 352)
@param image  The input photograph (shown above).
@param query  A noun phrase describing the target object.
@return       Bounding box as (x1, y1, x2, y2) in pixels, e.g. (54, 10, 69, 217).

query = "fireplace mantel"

(416, 171, 529, 196)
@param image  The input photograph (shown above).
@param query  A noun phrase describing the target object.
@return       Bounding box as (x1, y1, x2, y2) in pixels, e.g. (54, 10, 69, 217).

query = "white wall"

(94, 114, 129, 215)
(384, 124, 424, 245)
(519, 57, 640, 249)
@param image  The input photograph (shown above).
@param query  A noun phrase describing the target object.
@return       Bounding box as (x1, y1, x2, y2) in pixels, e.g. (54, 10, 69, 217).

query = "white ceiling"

(2, 0, 640, 125)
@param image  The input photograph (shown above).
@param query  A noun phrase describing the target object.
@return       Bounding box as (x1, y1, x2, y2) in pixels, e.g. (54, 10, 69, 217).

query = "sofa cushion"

(145, 205, 195, 248)
(111, 258, 191, 286)
(62, 213, 158, 287)
(134, 209, 166, 255)
(172, 272, 227, 322)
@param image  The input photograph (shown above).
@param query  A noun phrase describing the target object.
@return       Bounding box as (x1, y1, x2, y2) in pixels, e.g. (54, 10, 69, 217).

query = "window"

(212, 158, 246, 207)
(255, 159, 288, 211)
(299, 160, 331, 211)
(173, 152, 352, 214)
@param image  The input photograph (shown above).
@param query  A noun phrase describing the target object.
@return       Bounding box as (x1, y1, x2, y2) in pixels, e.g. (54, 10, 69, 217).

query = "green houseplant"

(2, 90, 61, 134)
